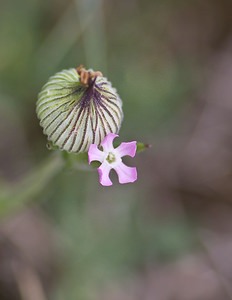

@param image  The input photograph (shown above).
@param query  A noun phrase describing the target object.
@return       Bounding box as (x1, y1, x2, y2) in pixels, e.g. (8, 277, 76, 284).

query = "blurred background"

(1, 0, 232, 299)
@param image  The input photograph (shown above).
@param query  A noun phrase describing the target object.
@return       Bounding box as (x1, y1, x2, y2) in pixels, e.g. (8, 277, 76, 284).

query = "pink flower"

(88, 133, 137, 186)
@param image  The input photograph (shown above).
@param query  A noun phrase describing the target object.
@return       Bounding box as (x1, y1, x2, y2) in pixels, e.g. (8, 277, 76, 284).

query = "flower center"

(106, 152, 116, 164)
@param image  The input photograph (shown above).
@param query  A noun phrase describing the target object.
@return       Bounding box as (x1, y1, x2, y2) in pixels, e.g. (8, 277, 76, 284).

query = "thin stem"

(0, 154, 63, 219)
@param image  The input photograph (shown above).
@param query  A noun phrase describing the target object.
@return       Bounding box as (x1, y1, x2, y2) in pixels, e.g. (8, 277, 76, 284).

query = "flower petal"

(88, 144, 104, 163)
(101, 133, 118, 152)
(114, 162, 137, 184)
(98, 162, 113, 186)
(115, 141, 137, 158)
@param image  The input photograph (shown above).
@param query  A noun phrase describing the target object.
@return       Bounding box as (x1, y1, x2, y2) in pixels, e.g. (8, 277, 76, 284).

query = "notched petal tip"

(101, 133, 119, 152)
(114, 162, 137, 184)
(88, 144, 104, 164)
(116, 141, 137, 158)
(98, 163, 113, 186)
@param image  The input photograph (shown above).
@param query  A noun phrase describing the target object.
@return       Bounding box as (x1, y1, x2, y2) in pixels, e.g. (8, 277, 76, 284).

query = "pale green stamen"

(106, 152, 116, 163)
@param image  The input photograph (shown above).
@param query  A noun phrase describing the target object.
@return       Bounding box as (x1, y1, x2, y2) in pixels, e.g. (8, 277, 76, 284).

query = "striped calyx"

(36, 68, 123, 153)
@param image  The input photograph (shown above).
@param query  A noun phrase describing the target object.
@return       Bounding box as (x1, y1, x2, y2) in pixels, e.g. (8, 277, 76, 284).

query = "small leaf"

(136, 142, 151, 153)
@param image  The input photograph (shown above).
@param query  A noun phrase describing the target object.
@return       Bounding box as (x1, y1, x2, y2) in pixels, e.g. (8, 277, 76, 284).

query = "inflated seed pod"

(36, 68, 123, 153)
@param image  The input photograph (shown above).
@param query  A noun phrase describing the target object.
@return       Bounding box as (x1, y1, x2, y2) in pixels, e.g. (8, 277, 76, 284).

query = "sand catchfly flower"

(36, 66, 123, 153)
(88, 133, 137, 186)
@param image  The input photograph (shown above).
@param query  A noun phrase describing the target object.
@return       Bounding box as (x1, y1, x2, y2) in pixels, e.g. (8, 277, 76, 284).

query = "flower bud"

(36, 68, 123, 153)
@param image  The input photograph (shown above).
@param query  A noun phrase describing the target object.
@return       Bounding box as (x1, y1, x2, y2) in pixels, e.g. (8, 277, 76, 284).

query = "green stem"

(0, 141, 149, 219)
(0, 154, 63, 219)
